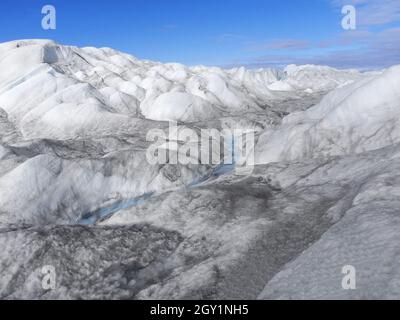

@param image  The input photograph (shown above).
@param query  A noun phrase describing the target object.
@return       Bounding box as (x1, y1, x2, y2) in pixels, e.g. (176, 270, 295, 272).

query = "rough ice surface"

(1, 39, 400, 299)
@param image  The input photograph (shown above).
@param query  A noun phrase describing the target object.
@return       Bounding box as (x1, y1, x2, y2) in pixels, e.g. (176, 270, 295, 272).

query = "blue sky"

(1, 0, 399, 69)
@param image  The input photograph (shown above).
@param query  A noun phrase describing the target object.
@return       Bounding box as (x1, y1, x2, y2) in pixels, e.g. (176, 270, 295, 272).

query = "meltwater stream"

(78, 192, 154, 225)
(78, 138, 237, 225)
(77, 164, 236, 225)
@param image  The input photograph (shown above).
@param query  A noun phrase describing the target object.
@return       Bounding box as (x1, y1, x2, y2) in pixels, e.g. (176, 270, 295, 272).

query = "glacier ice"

(0, 39, 400, 300)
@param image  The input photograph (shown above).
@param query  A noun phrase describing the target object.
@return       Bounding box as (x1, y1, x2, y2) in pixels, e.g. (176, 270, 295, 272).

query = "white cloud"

(332, 0, 400, 26)
(246, 39, 311, 51)
(231, 27, 400, 70)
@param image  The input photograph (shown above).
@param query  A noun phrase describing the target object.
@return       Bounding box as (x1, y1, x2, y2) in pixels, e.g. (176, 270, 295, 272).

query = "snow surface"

(0, 39, 400, 299)
(255, 65, 400, 164)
